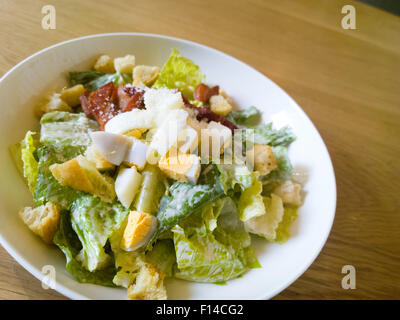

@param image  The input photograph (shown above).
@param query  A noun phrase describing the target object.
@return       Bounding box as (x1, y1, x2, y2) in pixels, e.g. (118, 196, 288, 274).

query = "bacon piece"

(193, 83, 219, 103)
(116, 85, 145, 112)
(80, 90, 94, 119)
(182, 93, 237, 132)
(80, 82, 120, 130)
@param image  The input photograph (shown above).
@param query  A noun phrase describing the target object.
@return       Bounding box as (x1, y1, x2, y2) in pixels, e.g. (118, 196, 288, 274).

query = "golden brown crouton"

(19, 202, 60, 244)
(209, 95, 232, 116)
(50, 155, 115, 202)
(94, 55, 115, 73)
(127, 264, 167, 300)
(252, 144, 277, 175)
(60, 84, 85, 107)
(114, 55, 135, 74)
(50, 158, 94, 194)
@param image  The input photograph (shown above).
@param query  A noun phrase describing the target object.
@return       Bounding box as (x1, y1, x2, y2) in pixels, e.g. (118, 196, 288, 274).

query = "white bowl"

(0, 33, 336, 300)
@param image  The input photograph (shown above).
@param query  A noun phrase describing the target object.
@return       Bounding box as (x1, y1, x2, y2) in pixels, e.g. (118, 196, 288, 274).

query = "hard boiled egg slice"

(104, 109, 155, 135)
(158, 153, 201, 184)
(115, 166, 143, 209)
(124, 138, 149, 170)
(120, 211, 158, 251)
(90, 131, 131, 165)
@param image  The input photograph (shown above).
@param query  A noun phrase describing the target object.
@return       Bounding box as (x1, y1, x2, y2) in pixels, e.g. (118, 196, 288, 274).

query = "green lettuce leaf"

(237, 173, 265, 221)
(40, 112, 98, 152)
(275, 205, 298, 244)
(145, 240, 176, 278)
(150, 174, 225, 247)
(243, 194, 284, 241)
(20, 131, 39, 193)
(134, 165, 167, 214)
(68, 71, 133, 92)
(251, 123, 295, 147)
(68, 71, 105, 87)
(34, 145, 83, 209)
(70, 195, 129, 272)
(9, 142, 24, 179)
(53, 210, 116, 286)
(227, 106, 261, 126)
(152, 48, 205, 100)
(173, 198, 259, 282)
(35, 112, 99, 209)
(217, 163, 254, 194)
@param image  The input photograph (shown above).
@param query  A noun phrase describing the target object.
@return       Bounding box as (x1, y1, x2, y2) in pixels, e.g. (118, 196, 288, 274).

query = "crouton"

(85, 145, 115, 171)
(50, 157, 94, 194)
(60, 84, 85, 107)
(114, 55, 135, 74)
(127, 264, 167, 300)
(19, 202, 60, 244)
(132, 65, 160, 86)
(273, 180, 302, 206)
(50, 155, 115, 202)
(94, 54, 115, 73)
(251, 144, 277, 175)
(35, 93, 72, 117)
(209, 95, 232, 116)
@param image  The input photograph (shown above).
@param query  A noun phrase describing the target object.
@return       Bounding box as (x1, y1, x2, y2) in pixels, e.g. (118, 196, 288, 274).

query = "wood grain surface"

(0, 0, 399, 300)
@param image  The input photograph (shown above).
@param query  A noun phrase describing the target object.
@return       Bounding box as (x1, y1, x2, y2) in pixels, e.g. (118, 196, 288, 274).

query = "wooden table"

(0, 0, 399, 300)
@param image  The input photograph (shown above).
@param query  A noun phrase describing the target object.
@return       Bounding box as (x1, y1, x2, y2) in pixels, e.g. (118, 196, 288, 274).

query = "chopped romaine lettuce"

(173, 198, 259, 282)
(217, 163, 254, 194)
(251, 122, 295, 147)
(237, 173, 265, 221)
(35, 112, 98, 209)
(70, 195, 129, 272)
(134, 165, 166, 214)
(68, 71, 105, 87)
(68, 71, 133, 92)
(275, 205, 298, 244)
(152, 48, 205, 100)
(40, 112, 98, 152)
(53, 210, 116, 286)
(150, 176, 225, 247)
(9, 142, 24, 178)
(227, 106, 261, 126)
(145, 240, 176, 278)
(34, 145, 83, 209)
(20, 131, 39, 193)
(244, 194, 284, 241)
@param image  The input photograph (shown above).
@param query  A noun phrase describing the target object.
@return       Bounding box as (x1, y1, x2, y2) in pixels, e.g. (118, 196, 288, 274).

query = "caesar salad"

(10, 49, 302, 300)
